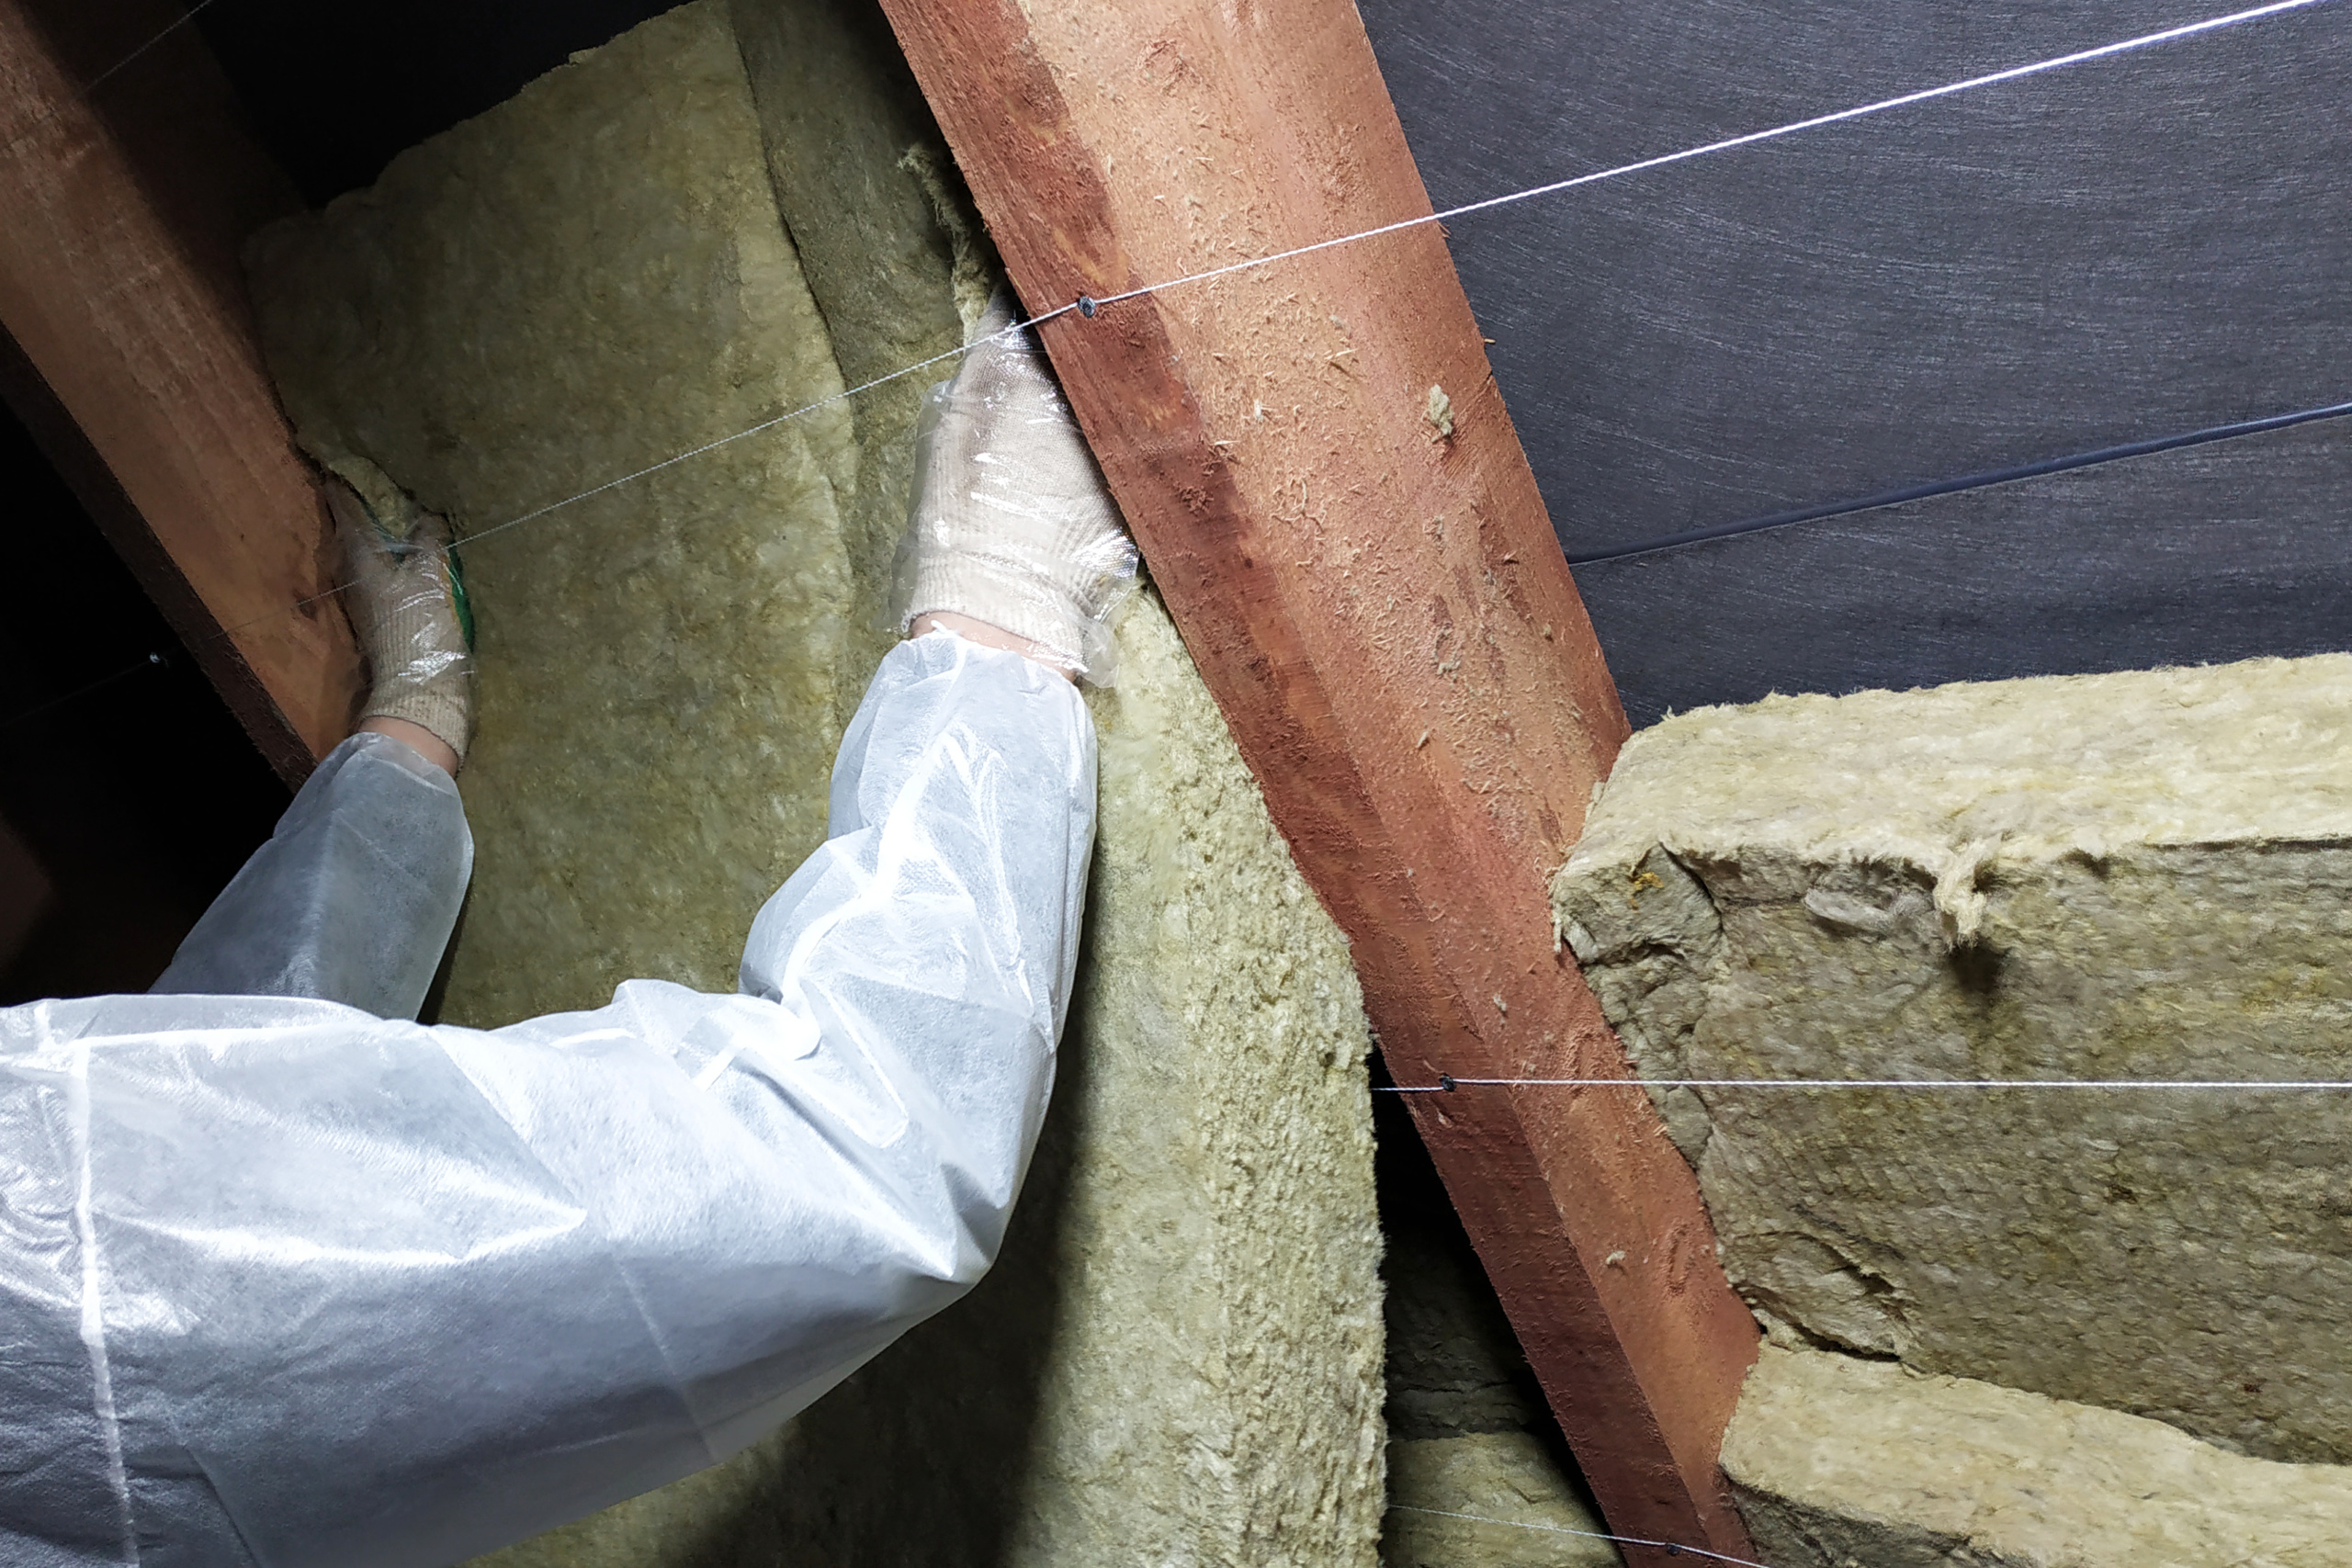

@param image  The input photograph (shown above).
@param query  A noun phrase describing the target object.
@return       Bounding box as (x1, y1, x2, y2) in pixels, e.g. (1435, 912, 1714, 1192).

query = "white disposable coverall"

(0, 632, 1093, 1568)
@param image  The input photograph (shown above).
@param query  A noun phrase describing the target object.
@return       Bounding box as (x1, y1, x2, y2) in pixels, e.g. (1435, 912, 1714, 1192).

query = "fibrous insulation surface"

(1552, 654, 2352, 1464)
(248, 2, 860, 1010)
(1724, 1345, 2352, 1568)
(1383, 1434, 1617, 1568)
(245, 4, 1383, 1562)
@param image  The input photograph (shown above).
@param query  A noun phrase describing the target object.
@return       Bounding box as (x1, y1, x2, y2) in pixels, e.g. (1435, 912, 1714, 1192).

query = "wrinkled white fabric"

(153, 730, 472, 1021)
(0, 632, 1094, 1568)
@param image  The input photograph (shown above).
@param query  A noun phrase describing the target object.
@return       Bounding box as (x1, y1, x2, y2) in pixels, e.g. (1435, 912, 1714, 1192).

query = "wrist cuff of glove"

(363, 686, 472, 764)
(903, 562, 1095, 677)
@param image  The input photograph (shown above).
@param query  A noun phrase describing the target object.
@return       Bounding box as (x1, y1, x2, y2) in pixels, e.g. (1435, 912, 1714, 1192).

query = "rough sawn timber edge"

(877, 0, 1761, 1559)
(0, 0, 359, 781)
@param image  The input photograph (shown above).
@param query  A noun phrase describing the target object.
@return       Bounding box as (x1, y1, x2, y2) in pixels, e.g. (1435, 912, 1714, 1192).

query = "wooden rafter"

(0, 0, 359, 782)
(880, 1, 1762, 1559)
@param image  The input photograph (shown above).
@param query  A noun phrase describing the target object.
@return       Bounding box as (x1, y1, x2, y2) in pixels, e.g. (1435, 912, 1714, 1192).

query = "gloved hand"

(324, 460, 477, 764)
(896, 289, 1139, 682)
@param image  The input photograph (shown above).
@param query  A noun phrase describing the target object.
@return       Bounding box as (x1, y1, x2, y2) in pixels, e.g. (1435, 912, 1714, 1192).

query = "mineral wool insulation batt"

(1554, 653, 2352, 1469)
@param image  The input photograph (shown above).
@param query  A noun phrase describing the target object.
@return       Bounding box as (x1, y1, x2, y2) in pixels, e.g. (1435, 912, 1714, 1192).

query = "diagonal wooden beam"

(880, 2, 1761, 1559)
(0, 0, 360, 782)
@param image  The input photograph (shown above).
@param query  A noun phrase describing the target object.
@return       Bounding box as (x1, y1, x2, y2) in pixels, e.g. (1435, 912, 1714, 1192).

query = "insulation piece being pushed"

(1552, 653, 2352, 1465)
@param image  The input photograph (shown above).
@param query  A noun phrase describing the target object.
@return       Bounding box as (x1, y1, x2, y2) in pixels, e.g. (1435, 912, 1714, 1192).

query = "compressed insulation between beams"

(1550, 653, 2352, 1465)
(244, 4, 1385, 1562)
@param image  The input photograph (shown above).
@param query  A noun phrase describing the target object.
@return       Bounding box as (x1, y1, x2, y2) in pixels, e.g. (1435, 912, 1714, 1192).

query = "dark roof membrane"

(1355, 0, 2352, 720)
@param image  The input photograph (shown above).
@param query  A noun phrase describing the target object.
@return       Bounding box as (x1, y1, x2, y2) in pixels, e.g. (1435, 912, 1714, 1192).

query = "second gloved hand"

(897, 290, 1139, 682)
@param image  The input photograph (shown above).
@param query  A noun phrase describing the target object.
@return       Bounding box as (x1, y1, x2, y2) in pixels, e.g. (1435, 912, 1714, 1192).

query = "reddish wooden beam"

(881, 2, 1760, 1558)
(0, 0, 360, 782)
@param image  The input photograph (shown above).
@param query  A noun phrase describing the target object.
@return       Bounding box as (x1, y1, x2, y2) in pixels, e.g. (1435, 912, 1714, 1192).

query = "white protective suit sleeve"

(0, 631, 1093, 1568)
(150, 728, 474, 1019)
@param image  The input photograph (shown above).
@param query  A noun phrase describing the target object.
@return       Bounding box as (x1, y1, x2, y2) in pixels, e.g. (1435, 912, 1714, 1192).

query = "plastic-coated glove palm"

(897, 290, 1139, 682)
(325, 468, 477, 762)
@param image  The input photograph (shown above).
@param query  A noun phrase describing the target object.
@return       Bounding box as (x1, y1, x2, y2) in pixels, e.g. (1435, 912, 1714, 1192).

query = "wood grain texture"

(878, 0, 1761, 1558)
(0, 0, 359, 780)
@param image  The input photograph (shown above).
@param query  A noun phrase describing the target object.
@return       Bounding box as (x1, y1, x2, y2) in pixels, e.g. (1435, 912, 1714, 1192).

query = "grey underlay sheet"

(1356, 0, 2352, 721)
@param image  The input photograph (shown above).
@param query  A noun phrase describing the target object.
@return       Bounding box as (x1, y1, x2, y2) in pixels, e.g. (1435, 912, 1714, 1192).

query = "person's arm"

(0, 632, 1091, 1568)
(0, 302, 1135, 1568)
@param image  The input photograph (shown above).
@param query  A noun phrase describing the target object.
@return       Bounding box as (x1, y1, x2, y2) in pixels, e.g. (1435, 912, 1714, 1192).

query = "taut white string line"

(443, 320, 1080, 553)
(8, 0, 2329, 728)
(74, 0, 225, 98)
(350, 0, 2343, 586)
(1083, 0, 2333, 312)
(200, 315, 1075, 646)
(1387, 1503, 1773, 1567)
(0, 0, 228, 160)
(1378, 1076, 2352, 1093)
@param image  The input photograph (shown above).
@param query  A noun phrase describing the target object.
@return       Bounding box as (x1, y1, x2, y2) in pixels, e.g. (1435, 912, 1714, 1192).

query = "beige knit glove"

(896, 290, 1139, 682)
(325, 468, 475, 763)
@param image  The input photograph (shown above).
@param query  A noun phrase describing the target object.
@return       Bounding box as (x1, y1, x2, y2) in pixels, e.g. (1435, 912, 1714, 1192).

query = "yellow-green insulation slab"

(1551, 655, 2352, 1470)
(1724, 1346, 2352, 1568)
(244, 3, 1385, 1561)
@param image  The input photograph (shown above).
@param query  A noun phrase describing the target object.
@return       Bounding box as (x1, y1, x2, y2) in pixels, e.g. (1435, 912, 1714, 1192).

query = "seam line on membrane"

(1566, 398, 2352, 566)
